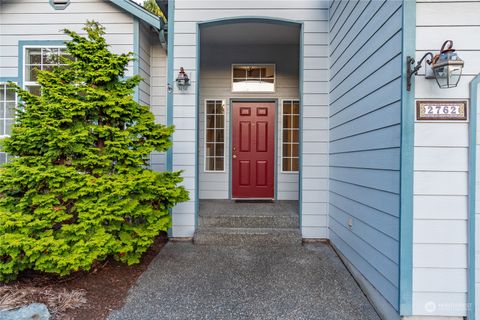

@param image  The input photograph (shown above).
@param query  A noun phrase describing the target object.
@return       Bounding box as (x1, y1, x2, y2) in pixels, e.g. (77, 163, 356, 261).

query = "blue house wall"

(328, 0, 403, 314)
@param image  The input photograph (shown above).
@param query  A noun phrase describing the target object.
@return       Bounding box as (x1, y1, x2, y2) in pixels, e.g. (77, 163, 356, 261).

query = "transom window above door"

(24, 47, 71, 95)
(232, 64, 275, 92)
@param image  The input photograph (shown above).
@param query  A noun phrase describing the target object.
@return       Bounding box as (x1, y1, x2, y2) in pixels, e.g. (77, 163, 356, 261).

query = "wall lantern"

(176, 67, 190, 90)
(406, 40, 464, 91)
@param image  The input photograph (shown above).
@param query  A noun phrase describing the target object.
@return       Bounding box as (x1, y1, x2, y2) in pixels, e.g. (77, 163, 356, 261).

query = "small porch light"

(406, 40, 464, 91)
(176, 67, 190, 90)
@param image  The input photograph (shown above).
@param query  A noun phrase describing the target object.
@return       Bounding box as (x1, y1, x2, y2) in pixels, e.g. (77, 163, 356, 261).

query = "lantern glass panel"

(433, 66, 448, 88)
(433, 62, 463, 89)
(448, 65, 462, 87)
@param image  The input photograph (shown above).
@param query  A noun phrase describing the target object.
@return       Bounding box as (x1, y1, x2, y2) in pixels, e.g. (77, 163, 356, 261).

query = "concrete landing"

(108, 242, 380, 320)
(199, 200, 298, 216)
(194, 227, 302, 246)
(195, 200, 302, 246)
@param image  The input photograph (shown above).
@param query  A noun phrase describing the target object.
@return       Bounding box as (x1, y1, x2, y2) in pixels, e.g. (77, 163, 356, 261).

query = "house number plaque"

(416, 100, 467, 121)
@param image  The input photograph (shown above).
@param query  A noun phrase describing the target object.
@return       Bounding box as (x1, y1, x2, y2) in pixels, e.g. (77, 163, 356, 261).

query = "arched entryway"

(194, 18, 302, 243)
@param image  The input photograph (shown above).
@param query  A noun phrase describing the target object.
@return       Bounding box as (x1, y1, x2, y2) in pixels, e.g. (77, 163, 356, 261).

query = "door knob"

(233, 155, 237, 159)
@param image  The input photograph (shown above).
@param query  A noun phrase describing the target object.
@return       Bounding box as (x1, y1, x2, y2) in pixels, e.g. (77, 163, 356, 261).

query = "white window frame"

(280, 99, 300, 173)
(0, 153, 9, 164)
(231, 64, 276, 93)
(23, 45, 67, 94)
(0, 83, 17, 139)
(204, 99, 226, 173)
(0, 82, 17, 164)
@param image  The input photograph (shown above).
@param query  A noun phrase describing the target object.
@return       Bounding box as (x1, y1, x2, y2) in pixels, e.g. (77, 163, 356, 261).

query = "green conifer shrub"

(0, 22, 189, 282)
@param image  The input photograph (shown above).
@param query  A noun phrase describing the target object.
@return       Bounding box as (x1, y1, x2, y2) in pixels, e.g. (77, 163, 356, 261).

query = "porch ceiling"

(200, 22, 300, 46)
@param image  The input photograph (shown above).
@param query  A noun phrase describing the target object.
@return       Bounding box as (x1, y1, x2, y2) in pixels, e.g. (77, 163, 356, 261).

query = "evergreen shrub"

(0, 22, 188, 282)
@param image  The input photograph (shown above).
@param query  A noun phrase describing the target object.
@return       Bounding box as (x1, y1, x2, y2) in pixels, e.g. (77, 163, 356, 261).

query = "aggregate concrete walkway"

(108, 242, 380, 320)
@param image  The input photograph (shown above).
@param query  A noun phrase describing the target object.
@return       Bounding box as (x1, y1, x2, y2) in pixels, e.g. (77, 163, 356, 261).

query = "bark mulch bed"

(0, 233, 168, 320)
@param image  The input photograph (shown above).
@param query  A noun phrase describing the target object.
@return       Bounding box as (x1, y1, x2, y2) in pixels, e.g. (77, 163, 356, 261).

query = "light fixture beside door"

(175, 67, 190, 91)
(406, 40, 464, 91)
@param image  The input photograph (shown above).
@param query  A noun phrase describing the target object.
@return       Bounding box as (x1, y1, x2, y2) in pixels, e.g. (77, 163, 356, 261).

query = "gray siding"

(328, 0, 403, 312)
(0, 0, 135, 78)
(150, 42, 167, 172)
(172, 0, 330, 238)
(138, 22, 168, 174)
(138, 21, 151, 107)
(199, 44, 299, 200)
(412, 0, 480, 317)
(0, 0, 168, 172)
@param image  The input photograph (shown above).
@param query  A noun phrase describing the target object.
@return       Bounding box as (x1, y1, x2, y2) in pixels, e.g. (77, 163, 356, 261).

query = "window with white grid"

(282, 100, 299, 172)
(0, 83, 16, 164)
(232, 64, 275, 92)
(24, 47, 70, 95)
(204, 100, 225, 172)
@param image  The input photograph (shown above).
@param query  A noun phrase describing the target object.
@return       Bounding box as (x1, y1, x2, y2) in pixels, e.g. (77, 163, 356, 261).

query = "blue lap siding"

(328, 0, 403, 312)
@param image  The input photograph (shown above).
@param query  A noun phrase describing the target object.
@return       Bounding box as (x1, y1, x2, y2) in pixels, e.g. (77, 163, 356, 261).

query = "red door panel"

(240, 122, 251, 152)
(239, 161, 250, 186)
(232, 102, 275, 199)
(256, 122, 268, 152)
(256, 161, 267, 186)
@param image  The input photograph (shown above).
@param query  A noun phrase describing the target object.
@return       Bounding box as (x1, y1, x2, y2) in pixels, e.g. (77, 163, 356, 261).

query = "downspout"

(159, 25, 167, 51)
(156, 0, 168, 52)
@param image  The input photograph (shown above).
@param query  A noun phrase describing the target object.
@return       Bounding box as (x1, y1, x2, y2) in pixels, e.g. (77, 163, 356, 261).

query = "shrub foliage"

(0, 22, 189, 282)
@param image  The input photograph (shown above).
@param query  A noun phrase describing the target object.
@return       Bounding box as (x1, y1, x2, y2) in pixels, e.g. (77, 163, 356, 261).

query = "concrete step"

(194, 227, 302, 246)
(199, 213, 299, 229)
(199, 200, 298, 216)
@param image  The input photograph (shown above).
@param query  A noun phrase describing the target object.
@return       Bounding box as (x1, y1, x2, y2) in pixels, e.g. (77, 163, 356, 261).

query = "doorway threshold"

(234, 199, 274, 203)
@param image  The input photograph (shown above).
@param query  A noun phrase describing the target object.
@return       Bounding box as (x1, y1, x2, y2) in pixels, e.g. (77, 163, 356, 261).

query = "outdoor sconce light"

(175, 67, 190, 90)
(406, 40, 464, 91)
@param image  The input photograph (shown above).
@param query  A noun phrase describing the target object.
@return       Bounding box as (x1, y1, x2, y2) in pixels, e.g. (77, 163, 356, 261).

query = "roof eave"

(110, 0, 164, 30)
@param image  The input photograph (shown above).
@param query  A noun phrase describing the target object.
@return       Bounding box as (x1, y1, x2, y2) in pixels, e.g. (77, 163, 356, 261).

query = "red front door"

(232, 102, 275, 199)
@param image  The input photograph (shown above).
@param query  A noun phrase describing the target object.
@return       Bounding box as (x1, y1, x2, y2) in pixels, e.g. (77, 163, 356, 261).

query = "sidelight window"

(205, 100, 225, 172)
(282, 100, 299, 172)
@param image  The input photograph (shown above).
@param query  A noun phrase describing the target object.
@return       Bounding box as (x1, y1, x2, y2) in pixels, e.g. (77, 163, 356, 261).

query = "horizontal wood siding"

(0, 0, 134, 78)
(413, 1, 480, 317)
(0, 1, 168, 177)
(138, 22, 151, 107)
(172, 0, 330, 238)
(149, 43, 167, 173)
(329, 0, 403, 312)
(199, 44, 299, 200)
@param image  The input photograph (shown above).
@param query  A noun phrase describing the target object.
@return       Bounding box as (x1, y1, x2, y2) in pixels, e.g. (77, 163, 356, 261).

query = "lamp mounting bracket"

(406, 52, 434, 91)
